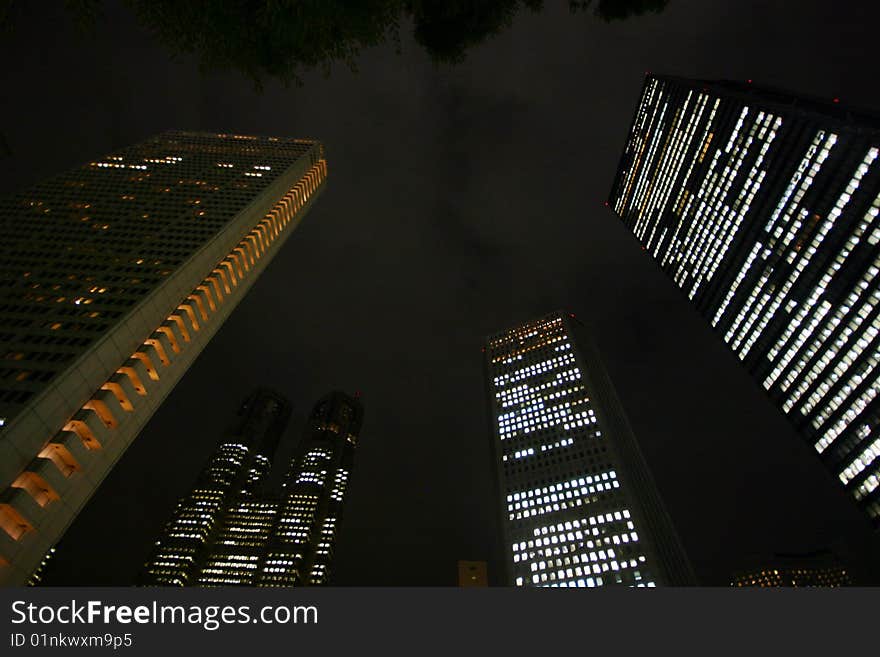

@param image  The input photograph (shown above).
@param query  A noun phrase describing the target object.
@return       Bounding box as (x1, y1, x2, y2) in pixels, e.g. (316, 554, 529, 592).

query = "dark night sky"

(1, 1, 879, 586)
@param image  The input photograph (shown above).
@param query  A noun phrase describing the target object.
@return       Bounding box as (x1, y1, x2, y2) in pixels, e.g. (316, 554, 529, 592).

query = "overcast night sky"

(1, 0, 879, 586)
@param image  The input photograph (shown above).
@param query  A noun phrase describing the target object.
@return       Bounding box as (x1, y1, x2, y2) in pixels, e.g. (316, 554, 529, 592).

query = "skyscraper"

(142, 390, 363, 587)
(269, 391, 363, 586)
(485, 311, 695, 587)
(608, 75, 880, 526)
(141, 388, 291, 586)
(0, 132, 327, 585)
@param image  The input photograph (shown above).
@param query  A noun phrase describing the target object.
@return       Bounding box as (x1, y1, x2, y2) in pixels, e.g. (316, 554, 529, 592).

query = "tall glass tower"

(142, 391, 363, 587)
(609, 75, 880, 526)
(266, 391, 363, 586)
(0, 132, 327, 585)
(485, 311, 695, 587)
(142, 389, 291, 586)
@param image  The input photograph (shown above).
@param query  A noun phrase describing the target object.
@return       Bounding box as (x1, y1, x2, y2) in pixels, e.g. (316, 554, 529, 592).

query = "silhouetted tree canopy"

(569, 0, 669, 21)
(407, 0, 543, 64)
(2, 1, 671, 88)
(125, 0, 405, 88)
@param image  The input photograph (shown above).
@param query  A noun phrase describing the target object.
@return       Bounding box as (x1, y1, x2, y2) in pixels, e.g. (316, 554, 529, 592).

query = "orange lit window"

(11, 472, 59, 507)
(156, 326, 181, 354)
(131, 352, 160, 381)
(166, 315, 190, 343)
(177, 304, 200, 332)
(38, 443, 81, 477)
(187, 295, 209, 322)
(100, 382, 134, 412)
(143, 339, 170, 367)
(82, 400, 118, 429)
(63, 420, 101, 450)
(0, 504, 33, 540)
(117, 366, 147, 395)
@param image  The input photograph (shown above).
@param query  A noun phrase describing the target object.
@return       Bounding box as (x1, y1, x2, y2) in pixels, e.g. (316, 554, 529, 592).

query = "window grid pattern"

(142, 392, 362, 588)
(0, 132, 318, 417)
(1, 132, 327, 583)
(609, 75, 880, 526)
(142, 391, 289, 587)
(487, 312, 659, 587)
(1, 155, 325, 546)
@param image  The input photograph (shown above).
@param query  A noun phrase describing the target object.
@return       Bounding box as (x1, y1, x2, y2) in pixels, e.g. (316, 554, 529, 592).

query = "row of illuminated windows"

(507, 471, 619, 504)
(660, 109, 722, 264)
(612, 78, 662, 214)
(501, 436, 578, 463)
(621, 93, 670, 220)
(796, 286, 880, 419)
(688, 121, 777, 303)
(816, 379, 880, 455)
(515, 551, 648, 587)
(640, 89, 709, 237)
(635, 92, 716, 248)
(493, 354, 576, 388)
(853, 471, 879, 501)
(506, 478, 619, 521)
(811, 337, 879, 430)
(492, 335, 566, 364)
(506, 473, 619, 517)
(486, 317, 563, 350)
(783, 262, 880, 418)
(667, 108, 766, 292)
(765, 206, 878, 402)
(762, 147, 876, 390)
(498, 402, 591, 438)
(713, 131, 835, 328)
(167, 532, 208, 541)
(496, 381, 584, 409)
(497, 392, 589, 423)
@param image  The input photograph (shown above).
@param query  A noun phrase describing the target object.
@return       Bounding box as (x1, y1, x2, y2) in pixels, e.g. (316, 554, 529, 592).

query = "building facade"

(142, 389, 291, 586)
(142, 391, 363, 587)
(0, 132, 328, 585)
(265, 391, 363, 586)
(731, 550, 852, 587)
(609, 75, 880, 526)
(485, 311, 695, 587)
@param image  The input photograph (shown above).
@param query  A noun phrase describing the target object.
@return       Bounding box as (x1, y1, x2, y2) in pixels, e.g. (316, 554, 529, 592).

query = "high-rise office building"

(731, 550, 852, 587)
(485, 311, 695, 587)
(267, 391, 363, 586)
(0, 132, 327, 585)
(142, 390, 363, 587)
(609, 75, 880, 526)
(142, 388, 291, 586)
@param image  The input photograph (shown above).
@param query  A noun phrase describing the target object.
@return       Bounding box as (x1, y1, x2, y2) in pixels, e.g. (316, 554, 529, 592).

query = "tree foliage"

(569, 0, 670, 21)
(3, 1, 671, 88)
(406, 1, 543, 64)
(125, 0, 405, 88)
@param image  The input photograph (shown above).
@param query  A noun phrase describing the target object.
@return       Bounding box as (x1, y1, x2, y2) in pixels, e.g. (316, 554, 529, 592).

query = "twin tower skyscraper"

(141, 389, 363, 587)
